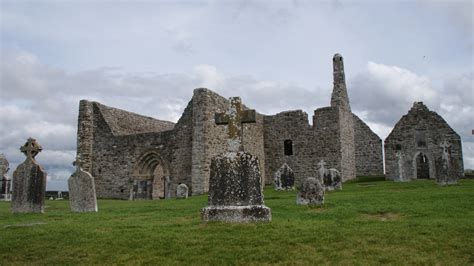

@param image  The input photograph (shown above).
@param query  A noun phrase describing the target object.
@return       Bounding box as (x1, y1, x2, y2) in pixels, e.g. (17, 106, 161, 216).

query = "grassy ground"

(1, 178, 473, 265)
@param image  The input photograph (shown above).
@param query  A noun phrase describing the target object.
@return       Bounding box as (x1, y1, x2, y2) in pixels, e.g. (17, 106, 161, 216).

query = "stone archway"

(132, 151, 170, 200)
(413, 152, 434, 180)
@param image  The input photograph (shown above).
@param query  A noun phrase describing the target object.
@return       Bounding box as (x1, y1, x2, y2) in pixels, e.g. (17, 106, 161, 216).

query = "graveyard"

(1, 178, 473, 265)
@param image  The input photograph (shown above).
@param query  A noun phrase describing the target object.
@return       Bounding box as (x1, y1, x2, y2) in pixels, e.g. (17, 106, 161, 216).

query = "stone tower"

(331, 53, 351, 111)
(330, 53, 356, 181)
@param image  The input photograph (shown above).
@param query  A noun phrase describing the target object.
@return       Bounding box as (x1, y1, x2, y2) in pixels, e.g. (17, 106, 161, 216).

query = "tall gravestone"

(68, 156, 98, 212)
(0, 154, 12, 201)
(201, 97, 271, 222)
(274, 163, 295, 191)
(11, 138, 47, 213)
(395, 151, 407, 182)
(436, 140, 458, 185)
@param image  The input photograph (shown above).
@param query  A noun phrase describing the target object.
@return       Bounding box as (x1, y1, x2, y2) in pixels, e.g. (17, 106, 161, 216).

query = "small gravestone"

(57, 191, 63, 200)
(297, 177, 325, 206)
(201, 97, 271, 222)
(11, 138, 47, 213)
(68, 156, 98, 212)
(0, 154, 12, 201)
(436, 140, 457, 185)
(274, 163, 295, 190)
(176, 183, 188, 199)
(317, 160, 342, 191)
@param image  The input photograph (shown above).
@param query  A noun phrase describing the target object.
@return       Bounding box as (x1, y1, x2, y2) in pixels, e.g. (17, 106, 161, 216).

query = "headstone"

(0, 154, 12, 201)
(274, 163, 295, 191)
(317, 160, 342, 191)
(201, 97, 271, 222)
(68, 156, 98, 212)
(395, 151, 407, 182)
(165, 176, 171, 199)
(11, 138, 47, 213)
(176, 183, 188, 199)
(57, 191, 63, 200)
(436, 140, 457, 185)
(296, 177, 325, 206)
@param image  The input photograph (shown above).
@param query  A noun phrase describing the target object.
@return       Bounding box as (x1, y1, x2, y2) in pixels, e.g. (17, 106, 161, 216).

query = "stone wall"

(353, 114, 383, 176)
(76, 54, 384, 198)
(263, 110, 315, 186)
(191, 88, 265, 195)
(337, 107, 356, 181)
(169, 99, 194, 194)
(313, 107, 342, 175)
(327, 53, 356, 181)
(384, 102, 464, 181)
(76, 100, 94, 173)
(77, 101, 177, 199)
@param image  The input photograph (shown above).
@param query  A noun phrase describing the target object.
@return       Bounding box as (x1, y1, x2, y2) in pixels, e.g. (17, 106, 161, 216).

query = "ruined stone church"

(76, 54, 383, 200)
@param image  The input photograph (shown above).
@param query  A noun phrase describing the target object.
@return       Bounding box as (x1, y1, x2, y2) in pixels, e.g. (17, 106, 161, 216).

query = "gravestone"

(395, 151, 407, 182)
(436, 140, 457, 185)
(201, 97, 271, 222)
(0, 154, 12, 201)
(317, 160, 342, 191)
(57, 191, 63, 200)
(274, 163, 295, 191)
(11, 138, 47, 213)
(165, 176, 171, 199)
(296, 177, 325, 206)
(176, 183, 188, 199)
(68, 156, 98, 212)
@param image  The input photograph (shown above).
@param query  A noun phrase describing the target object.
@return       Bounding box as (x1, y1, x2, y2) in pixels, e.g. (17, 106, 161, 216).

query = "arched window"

(284, 140, 293, 156)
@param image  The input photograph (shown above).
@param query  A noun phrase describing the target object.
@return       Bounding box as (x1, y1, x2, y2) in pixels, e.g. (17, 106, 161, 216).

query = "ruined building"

(384, 102, 464, 182)
(76, 54, 383, 199)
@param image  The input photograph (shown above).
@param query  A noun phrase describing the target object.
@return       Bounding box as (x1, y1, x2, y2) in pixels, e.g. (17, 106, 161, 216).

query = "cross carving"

(215, 97, 256, 152)
(20, 138, 42, 160)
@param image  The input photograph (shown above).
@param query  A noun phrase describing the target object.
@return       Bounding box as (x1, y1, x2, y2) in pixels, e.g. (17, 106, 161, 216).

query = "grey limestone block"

(201, 151, 271, 222)
(297, 177, 324, 206)
(68, 167, 98, 212)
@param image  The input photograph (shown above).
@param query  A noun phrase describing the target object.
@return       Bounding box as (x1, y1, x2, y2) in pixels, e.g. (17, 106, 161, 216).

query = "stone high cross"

(20, 138, 43, 160)
(215, 97, 256, 152)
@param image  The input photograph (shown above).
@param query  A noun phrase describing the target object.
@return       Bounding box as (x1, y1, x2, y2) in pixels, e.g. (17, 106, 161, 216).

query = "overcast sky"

(1, 0, 472, 190)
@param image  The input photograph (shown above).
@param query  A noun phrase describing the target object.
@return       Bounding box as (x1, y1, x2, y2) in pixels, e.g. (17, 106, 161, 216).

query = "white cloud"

(349, 61, 473, 170)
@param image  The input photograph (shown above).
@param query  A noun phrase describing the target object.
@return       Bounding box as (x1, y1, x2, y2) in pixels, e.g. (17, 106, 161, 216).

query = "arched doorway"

(416, 153, 430, 179)
(132, 151, 170, 200)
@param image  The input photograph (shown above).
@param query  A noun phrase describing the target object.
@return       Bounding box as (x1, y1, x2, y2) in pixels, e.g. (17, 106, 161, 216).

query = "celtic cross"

(20, 138, 42, 160)
(215, 97, 256, 152)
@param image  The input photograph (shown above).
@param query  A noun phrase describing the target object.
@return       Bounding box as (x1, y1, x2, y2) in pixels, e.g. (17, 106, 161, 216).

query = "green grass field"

(1, 178, 473, 265)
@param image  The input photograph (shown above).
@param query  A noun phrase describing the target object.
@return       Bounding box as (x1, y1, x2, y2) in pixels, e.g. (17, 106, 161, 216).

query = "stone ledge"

(201, 205, 271, 223)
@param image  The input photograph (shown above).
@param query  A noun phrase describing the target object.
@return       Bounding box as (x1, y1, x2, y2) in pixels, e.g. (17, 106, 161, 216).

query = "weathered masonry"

(76, 54, 384, 199)
(384, 102, 464, 182)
